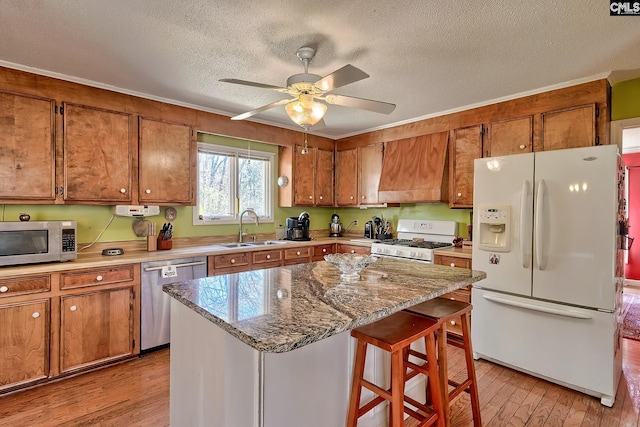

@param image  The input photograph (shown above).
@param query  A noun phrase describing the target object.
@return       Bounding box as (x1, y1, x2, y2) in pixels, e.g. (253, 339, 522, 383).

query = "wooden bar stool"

(404, 298, 482, 427)
(346, 311, 445, 427)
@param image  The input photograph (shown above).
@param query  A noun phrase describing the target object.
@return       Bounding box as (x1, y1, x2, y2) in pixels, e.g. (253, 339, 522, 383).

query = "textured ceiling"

(1, 0, 640, 139)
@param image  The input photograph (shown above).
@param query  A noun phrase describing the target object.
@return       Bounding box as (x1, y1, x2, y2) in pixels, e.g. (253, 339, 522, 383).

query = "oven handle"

(144, 261, 206, 272)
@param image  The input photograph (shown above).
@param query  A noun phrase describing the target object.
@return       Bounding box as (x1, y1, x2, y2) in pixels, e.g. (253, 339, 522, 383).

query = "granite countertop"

(433, 247, 473, 259)
(163, 257, 486, 353)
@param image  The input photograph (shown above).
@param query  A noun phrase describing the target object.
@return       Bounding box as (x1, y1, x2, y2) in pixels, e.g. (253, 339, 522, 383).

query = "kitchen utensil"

(329, 213, 343, 237)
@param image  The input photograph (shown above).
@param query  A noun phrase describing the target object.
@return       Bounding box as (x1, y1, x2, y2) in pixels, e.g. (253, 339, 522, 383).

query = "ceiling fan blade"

(220, 78, 287, 91)
(314, 65, 369, 92)
(324, 94, 396, 114)
(231, 98, 293, 120)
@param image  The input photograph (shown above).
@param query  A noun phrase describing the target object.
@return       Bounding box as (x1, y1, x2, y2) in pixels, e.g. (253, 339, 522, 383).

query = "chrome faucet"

(239, 208, 260, 242)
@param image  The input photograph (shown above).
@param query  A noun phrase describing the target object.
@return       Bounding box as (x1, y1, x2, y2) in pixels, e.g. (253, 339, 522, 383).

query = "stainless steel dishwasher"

(141, 256, 207, 351)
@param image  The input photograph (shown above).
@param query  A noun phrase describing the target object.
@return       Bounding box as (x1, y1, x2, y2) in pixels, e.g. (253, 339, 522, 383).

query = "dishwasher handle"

(144, 260, 206, 272)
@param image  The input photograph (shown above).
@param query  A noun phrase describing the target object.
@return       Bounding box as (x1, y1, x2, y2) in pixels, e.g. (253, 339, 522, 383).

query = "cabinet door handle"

(70, 305, 77, 312)
(351, 250, 356, 254)
(350, 196, 354, 200)
(322, 248, 327, 253)
(96, 275, 103, 282)
(230, 259, 236, 264)
(362, 196, 366, 199)
(457, 192, 462, 197)
(0, 286, 8, 293)
(120, 188, 126, 193)
(145, 189, 151, 194)
(266, 255, 271, 260)
(450, 263, 456, 267)
(319, 196, 323, 200)
(308, 196, 313, 200)
(296, 251, 301, 256)
(450, 320, 456, 326)
(519, 144, 526, 150)
(32, 312, 40, 319)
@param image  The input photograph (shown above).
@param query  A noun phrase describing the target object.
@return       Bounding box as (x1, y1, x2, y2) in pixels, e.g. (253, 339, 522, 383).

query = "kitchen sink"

(217, 240, 290, 248)
(254, 240, 290, 245)
(217, 242, 257, 248)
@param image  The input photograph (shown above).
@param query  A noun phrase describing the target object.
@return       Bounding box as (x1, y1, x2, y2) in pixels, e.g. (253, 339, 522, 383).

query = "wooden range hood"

(377, 131, 449, 203)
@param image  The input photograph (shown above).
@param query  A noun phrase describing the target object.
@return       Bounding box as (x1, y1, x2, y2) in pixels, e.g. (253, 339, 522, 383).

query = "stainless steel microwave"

(0, 221, 77, 267)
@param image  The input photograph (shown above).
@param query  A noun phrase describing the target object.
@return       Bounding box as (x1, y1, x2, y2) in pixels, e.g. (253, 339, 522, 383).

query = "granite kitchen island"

(163, 257, 485, 427)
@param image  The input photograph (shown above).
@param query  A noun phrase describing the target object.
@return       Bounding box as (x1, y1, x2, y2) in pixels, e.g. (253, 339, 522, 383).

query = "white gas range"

(370, 219, 458, 263)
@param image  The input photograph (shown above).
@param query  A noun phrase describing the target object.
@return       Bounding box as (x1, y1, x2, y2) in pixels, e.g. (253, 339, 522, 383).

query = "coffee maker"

(286, 211, 311, 241)
(329, 214, 343, 237)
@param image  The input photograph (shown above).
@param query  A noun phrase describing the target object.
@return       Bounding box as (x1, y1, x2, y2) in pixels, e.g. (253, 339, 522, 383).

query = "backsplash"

(0, 203, 471, 245)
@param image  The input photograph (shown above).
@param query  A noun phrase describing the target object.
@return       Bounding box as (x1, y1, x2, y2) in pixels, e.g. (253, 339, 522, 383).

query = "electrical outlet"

(275, 220, 283, 228)
(354, 220, 358, 226)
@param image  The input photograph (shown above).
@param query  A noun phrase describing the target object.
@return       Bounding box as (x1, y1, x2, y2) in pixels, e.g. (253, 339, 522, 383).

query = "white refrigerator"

(471, 144, 624, 407)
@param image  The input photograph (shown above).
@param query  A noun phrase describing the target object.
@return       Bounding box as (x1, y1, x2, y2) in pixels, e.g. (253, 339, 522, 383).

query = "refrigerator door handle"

(535, 179, 546, 270)
(520, 180, 532, 268)
(482, 294, 592, 319)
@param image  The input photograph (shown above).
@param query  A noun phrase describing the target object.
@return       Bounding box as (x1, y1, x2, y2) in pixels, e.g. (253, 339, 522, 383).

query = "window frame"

(193, 142, 275, 225)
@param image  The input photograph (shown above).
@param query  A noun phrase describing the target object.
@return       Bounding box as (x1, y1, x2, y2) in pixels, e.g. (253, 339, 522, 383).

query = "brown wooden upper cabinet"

(449, 125, 483, 208)
(279, 145, 334, 207)
(316, 148, 334, 206)
(358, 143, 384, 206)
(138, 117, 195, 205)
(335, 143, 385, 207)
(541, 104, 596, 151)
(0, 91, 56, 202)
(485, 115, 533, 157)
(292, 145, 334, 206)
(63, 103, 133, 203)
(335, 148, 358, 206)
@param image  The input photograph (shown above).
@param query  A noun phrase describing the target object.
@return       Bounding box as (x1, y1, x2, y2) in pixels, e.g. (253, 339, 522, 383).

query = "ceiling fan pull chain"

(301, 129, 309, 154)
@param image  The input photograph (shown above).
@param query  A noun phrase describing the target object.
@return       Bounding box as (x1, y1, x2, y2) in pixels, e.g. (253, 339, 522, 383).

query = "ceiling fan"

(220, 47, 396, 129)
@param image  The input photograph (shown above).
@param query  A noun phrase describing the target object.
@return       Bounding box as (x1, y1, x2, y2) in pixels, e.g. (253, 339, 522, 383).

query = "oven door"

(370, 245, 433, 263)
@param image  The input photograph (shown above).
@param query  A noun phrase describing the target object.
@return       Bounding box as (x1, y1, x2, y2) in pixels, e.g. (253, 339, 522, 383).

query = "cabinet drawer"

(440, 291, 470, 303)
(213, 253, 250, 269)
(313, 244, 335, 258)
(284, 247, 311, 260)
(0, 275, 50, 298)
(253, 250, 282, 264)
(445, 316, 463, 336)
(337, 244, 370, 255)
(436, 255, 472, 269)
(61, 266, 135, 290)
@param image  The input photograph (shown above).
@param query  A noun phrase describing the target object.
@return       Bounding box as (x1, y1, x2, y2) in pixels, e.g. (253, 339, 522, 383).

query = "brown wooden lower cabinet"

(434, 252, 472, 336)
(283, 247, 312, 265)
(0, 299, 50, 391)
(335, 244, 370, 255)
(312, 243, 335, 261)
(60, 287, 134, 373)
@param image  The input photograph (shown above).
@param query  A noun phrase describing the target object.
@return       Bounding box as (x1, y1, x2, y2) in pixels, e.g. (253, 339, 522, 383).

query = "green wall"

(612, 77, 640, 120)
(14, 74, 639, 245)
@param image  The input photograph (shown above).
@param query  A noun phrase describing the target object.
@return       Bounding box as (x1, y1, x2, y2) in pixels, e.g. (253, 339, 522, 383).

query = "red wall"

(624, 153, 640, 279)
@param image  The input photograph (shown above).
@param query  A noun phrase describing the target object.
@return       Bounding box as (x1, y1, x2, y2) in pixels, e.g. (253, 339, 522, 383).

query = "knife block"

(157, 233, 173, 250)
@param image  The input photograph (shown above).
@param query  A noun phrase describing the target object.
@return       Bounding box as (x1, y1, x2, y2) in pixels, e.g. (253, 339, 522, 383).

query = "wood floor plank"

(6, 335, 640, 427)
(562, 394, 590, 427)
(542, 386, 577, 426)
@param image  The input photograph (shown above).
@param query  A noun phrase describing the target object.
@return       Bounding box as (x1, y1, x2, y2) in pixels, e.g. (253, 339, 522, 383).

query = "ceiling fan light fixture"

(285, 95, 327, 127)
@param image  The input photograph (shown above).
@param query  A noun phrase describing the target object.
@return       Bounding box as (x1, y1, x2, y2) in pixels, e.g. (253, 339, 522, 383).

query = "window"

(194, 142, 274, 224)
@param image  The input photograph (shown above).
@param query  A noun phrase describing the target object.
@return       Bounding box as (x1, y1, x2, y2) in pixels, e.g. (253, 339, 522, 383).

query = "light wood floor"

(4, 304, 640, 426)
